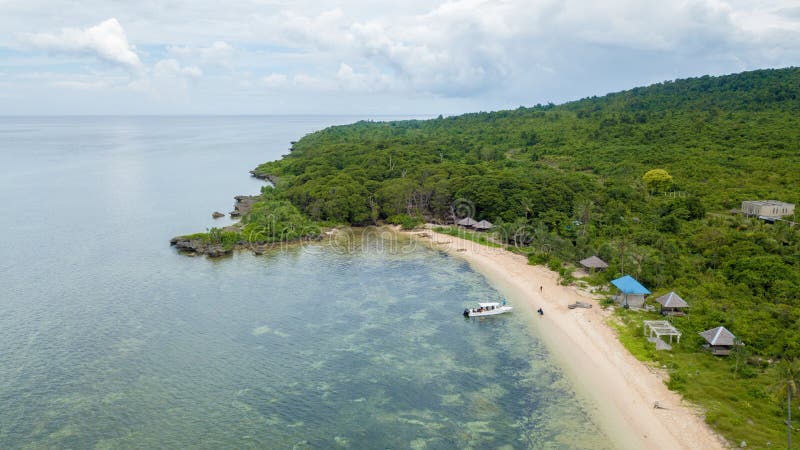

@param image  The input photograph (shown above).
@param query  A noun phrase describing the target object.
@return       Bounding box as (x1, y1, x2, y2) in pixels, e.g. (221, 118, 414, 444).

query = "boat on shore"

(463, 301, 513, 317)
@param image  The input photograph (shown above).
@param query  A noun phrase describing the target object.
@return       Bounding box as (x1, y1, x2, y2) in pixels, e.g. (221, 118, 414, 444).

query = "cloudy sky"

(1, 0, 799, 115)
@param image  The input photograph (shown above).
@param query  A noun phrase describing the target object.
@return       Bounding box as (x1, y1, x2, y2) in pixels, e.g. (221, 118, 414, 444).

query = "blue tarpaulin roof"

(611, 275, 651, 295)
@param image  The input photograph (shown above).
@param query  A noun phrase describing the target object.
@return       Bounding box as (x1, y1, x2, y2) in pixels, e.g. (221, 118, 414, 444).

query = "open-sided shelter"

(655, 291, 689, 316)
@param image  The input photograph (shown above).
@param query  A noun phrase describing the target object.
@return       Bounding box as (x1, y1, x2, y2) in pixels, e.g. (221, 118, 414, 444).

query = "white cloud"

(261, 73, 288, 87)
(336, 62, 398, 92)
(122, 59, 202, 99)
(20, 18, 142, 70)
(291, 73, 331, 90)
(281, 9, 354, 50)
(275, 0, 800, 97)
(168, 41, 234, 66)
(50, 80, 112, 90)
(259, 72, 333, 90)
(2, 0, 800, 113)
(154, 59, 203, 78)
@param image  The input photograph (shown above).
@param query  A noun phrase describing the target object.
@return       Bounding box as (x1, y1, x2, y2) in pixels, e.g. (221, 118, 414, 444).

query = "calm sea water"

(0, 117, 611, 449)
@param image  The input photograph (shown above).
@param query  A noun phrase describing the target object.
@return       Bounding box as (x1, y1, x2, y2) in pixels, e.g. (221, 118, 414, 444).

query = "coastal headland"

(171, 69, 800, 447)
(412, 228, 728, 450)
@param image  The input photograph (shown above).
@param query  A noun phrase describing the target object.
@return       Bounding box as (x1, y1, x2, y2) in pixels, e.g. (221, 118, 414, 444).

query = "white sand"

(413, 229, 727, 450)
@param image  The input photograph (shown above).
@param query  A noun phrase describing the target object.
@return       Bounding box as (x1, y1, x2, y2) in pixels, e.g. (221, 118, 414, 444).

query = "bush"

(528, 252, 549, 265)
(547, 255, 562, 272)
(386, 214, 423, 230)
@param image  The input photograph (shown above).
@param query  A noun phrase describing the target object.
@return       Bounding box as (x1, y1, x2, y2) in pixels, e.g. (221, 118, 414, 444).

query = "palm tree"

(772, 359, 800, 449)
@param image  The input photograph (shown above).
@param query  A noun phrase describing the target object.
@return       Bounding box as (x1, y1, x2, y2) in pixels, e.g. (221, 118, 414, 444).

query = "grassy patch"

(432, 226, 504, 248)
(611, 307, 797, 448)
(178, 228, 241, 250)
(385, 214, 424, 230)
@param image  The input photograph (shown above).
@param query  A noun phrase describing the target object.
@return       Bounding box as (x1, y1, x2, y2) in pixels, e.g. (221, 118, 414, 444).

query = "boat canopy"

(478, 302, 502, 307)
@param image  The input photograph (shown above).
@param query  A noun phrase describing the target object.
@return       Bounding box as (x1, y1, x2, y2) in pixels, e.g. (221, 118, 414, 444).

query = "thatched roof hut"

(699, 326, 737, 356)
(655, 292, 689, 316)
(473, 220, 493, 231)
(456, 217, 478, 227)
(579, 255, 608, 271)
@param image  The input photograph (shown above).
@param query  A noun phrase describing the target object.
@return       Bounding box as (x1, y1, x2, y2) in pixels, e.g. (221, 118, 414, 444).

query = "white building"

(741, 200, 794, 218)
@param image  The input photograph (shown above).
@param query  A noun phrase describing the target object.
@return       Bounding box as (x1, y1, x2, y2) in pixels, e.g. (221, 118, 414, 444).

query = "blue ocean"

(0, 116, 610, 448)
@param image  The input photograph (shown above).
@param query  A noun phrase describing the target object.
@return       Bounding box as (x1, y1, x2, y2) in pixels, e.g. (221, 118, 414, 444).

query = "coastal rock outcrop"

(249, 170, 279, 185)
(171, 190, 322, 258)
(212, 211, 225, 218)
(169, 236, 233, 257)
(229, 195, 260, 218)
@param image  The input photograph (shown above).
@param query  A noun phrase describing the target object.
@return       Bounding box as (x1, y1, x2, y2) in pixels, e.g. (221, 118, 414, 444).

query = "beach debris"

(211, 211, 224, 218)
(568, 301, 592, 309)
(739, 441, 746, 448)
(652, 401, 668, 410)
(537, 308, 544, 316)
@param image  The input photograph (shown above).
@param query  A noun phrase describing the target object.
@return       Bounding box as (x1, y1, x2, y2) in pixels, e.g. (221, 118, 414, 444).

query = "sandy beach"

(412, 229, 727, 450)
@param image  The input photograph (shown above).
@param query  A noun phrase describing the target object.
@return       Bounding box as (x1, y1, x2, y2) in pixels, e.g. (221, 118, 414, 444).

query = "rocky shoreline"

(249, 170, 278, 185)
(169, 236, 236, 257)
(170, 193, 323, 257)
(229, 195, 260, 218)
(169, 235, 304, 258)
(170, 194, 259, 257)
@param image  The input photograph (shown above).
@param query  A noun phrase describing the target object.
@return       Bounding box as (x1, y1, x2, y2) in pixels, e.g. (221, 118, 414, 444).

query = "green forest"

(206, 67, 800, 446)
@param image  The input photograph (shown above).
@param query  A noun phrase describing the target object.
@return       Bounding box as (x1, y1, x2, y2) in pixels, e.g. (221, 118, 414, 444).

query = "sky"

(1, 0, 799, 115)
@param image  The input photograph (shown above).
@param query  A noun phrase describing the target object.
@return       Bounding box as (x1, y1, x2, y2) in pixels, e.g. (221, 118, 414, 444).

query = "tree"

(771, 359, 800, 450)
(642, 169, 673, 194)
(731, 338, 750, 378)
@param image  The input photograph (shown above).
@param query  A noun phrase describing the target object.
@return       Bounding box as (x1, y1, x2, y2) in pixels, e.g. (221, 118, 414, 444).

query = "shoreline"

(411, 228, 727, 450)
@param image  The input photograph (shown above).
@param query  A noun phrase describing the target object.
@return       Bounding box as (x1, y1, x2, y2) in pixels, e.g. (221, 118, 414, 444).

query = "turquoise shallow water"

(0, 117, 611, 449)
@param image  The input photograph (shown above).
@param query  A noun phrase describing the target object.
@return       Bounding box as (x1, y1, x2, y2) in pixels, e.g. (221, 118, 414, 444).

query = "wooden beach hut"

(655, 291, 689, 316)
(579, 255, 608, 272)
(473, 220, 493, 231)
(699, 326, 737, 356)
(610, 275, 651, 308)
(456, 217, 478, 228)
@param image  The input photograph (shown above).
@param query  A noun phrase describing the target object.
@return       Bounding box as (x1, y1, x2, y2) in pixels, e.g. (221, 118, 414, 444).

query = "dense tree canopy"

(241, 68, 800, 444)
(252, 68, 800, 359)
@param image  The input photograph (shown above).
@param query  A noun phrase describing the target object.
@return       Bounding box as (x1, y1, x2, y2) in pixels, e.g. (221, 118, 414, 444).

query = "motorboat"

(463, 301, 512, 317)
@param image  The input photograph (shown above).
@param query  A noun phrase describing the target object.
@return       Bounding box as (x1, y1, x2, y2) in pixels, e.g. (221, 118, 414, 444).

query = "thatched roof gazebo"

(579, 255, 608, 271)
(456, 217, 478, 227)
(655, 292, 689, 316)
(699, 326, 737, 356)
(473, 220, 493, 231)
